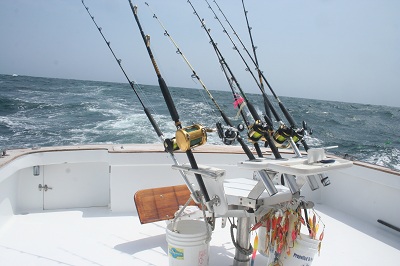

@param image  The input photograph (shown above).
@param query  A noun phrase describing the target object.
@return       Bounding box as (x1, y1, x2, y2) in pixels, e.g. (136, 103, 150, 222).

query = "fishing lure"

(233, 94, 245, 109)
(250, 234, 258, 266)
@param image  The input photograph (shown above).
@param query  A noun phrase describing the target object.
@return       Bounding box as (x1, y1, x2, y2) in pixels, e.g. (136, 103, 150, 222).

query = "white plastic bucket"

(257, 226, 268, 256)
(296, 233, 320, 249)
(166, 220, 211, 266)
(257, 227, 282, 264)
(282, 239, 319, 266)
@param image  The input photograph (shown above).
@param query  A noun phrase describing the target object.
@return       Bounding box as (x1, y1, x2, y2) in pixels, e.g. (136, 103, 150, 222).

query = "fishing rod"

(143, 1, 253, 154)
(241, 0, 264, 96)
(212, 0, 280, 126)
(206, 0, 299, 155)
(203, 0, 281, 127)
(141, 2, 279, 198)
(205, 0, 275, 124)
(215, 0, 310, 152)
(212, 44, 264, 157)
(81, 0, 200, 201)
(236, 0, 331, 186)
(144, 2, 257, 161)
(239, 0, 270, 119)
(215, 47, 267, 158)
(187, 0, 282, 160)
(204, 1, 316, 192)
(128, 1, 212, 204)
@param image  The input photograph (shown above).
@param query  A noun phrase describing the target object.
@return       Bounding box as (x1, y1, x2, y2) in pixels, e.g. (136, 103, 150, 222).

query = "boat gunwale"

(1, 144, 399, 176)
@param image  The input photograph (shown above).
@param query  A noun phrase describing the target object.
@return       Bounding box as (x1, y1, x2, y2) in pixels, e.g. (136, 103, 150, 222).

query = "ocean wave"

(0, 116, 20, 128)
(0, 97, 26, 115)
(1, 75, 399, 172)
(365, 148, 400, 171)
(304, 136, 324, 147)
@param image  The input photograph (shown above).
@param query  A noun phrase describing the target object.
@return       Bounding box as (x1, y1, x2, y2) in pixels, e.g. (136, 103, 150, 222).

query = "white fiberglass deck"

(1, 205, 399, 266)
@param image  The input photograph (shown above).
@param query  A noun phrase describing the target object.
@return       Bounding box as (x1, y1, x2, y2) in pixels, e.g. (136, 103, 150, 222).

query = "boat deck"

(1, 204, 399, 266)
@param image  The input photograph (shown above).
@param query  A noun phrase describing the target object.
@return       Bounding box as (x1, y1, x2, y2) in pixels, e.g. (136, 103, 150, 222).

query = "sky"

(1, 0, 399, 107)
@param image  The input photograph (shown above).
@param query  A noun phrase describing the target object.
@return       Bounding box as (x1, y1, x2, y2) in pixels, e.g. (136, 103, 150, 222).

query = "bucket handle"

(172, 196, 193, 232)
(171, 196, 212, 244)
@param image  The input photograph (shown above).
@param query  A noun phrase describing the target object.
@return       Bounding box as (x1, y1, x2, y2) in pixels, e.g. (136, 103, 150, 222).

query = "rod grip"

(237, 136, 256, 160)
(263, 96, 272, 121)
(220, 111, 233, 127)
(279, 102, 296, 128)
(267, 99, 281, 122)
(144, 107, 162, 137)
(247, 102, 261, 122)
(301, 139, 310, 152)
(253, 142, 263, 158)
(261, 92, 281, 122)
(158, 77, 180, 124)
(186, 150, 211, 202)
(263, 115, 273, 128)
(265, 133, 282, 159)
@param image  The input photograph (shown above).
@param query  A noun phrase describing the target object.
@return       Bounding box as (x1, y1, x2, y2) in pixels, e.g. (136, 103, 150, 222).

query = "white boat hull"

(0, 144, 399, 265)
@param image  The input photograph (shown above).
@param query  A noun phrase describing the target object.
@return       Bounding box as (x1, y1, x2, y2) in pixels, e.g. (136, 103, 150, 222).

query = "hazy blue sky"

(1, 0, 399, 107)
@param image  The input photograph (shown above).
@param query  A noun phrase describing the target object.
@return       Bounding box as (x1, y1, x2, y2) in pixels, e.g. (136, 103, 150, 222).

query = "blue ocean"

(1, 74, 399, 171)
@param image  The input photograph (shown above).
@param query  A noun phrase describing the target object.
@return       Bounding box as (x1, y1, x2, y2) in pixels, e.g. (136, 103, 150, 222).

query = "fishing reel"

(173, 124, 208, 152)
(273, 125, 302, 147)
(164, 124, 212, 152)
(216, 122, 244, 145)
(164, 138, 179, 153)
(272, 121, 312, 148)
(247, 121, 268, 143)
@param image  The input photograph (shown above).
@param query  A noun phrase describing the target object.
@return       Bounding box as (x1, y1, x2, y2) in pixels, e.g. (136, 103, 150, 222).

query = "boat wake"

(366, 147, 400, 171)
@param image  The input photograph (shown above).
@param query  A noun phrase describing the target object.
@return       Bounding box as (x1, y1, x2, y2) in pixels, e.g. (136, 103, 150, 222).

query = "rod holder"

(283, 174, 300, 194)
(318, 173, 331, 186)
(254, 170, 278, 196)
(288, 136, 302, 158)
(306, 175, 320, 191)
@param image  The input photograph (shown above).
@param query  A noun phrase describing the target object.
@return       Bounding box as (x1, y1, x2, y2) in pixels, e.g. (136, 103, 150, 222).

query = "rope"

(229, 218, 253, 258)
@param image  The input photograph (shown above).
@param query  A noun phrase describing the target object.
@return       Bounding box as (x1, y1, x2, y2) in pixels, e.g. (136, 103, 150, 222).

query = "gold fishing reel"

(175, 124, 208, 152)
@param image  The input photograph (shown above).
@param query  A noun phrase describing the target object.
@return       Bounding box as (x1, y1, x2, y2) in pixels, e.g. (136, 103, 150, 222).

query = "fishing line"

(144, 1, 256, 160)
(81, 0, 200, 201)
(187, 0, 282, 159)
(128, 0, 212, 203)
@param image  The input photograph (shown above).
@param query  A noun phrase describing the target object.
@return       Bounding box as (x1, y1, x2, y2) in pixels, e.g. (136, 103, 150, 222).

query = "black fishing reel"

(272, 121, 312, 148)
(247, 121, 268, 143)
(164, 138, 179, 153)
(216, 122, 243, 145)
(272, 125, 303, 148)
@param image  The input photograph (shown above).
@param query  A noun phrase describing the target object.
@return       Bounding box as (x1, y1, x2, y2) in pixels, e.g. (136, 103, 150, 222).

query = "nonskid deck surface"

(0, 206, 399, 266)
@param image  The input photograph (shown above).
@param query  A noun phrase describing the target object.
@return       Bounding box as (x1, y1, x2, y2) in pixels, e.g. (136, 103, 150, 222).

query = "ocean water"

(1, 74, 399, 171)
